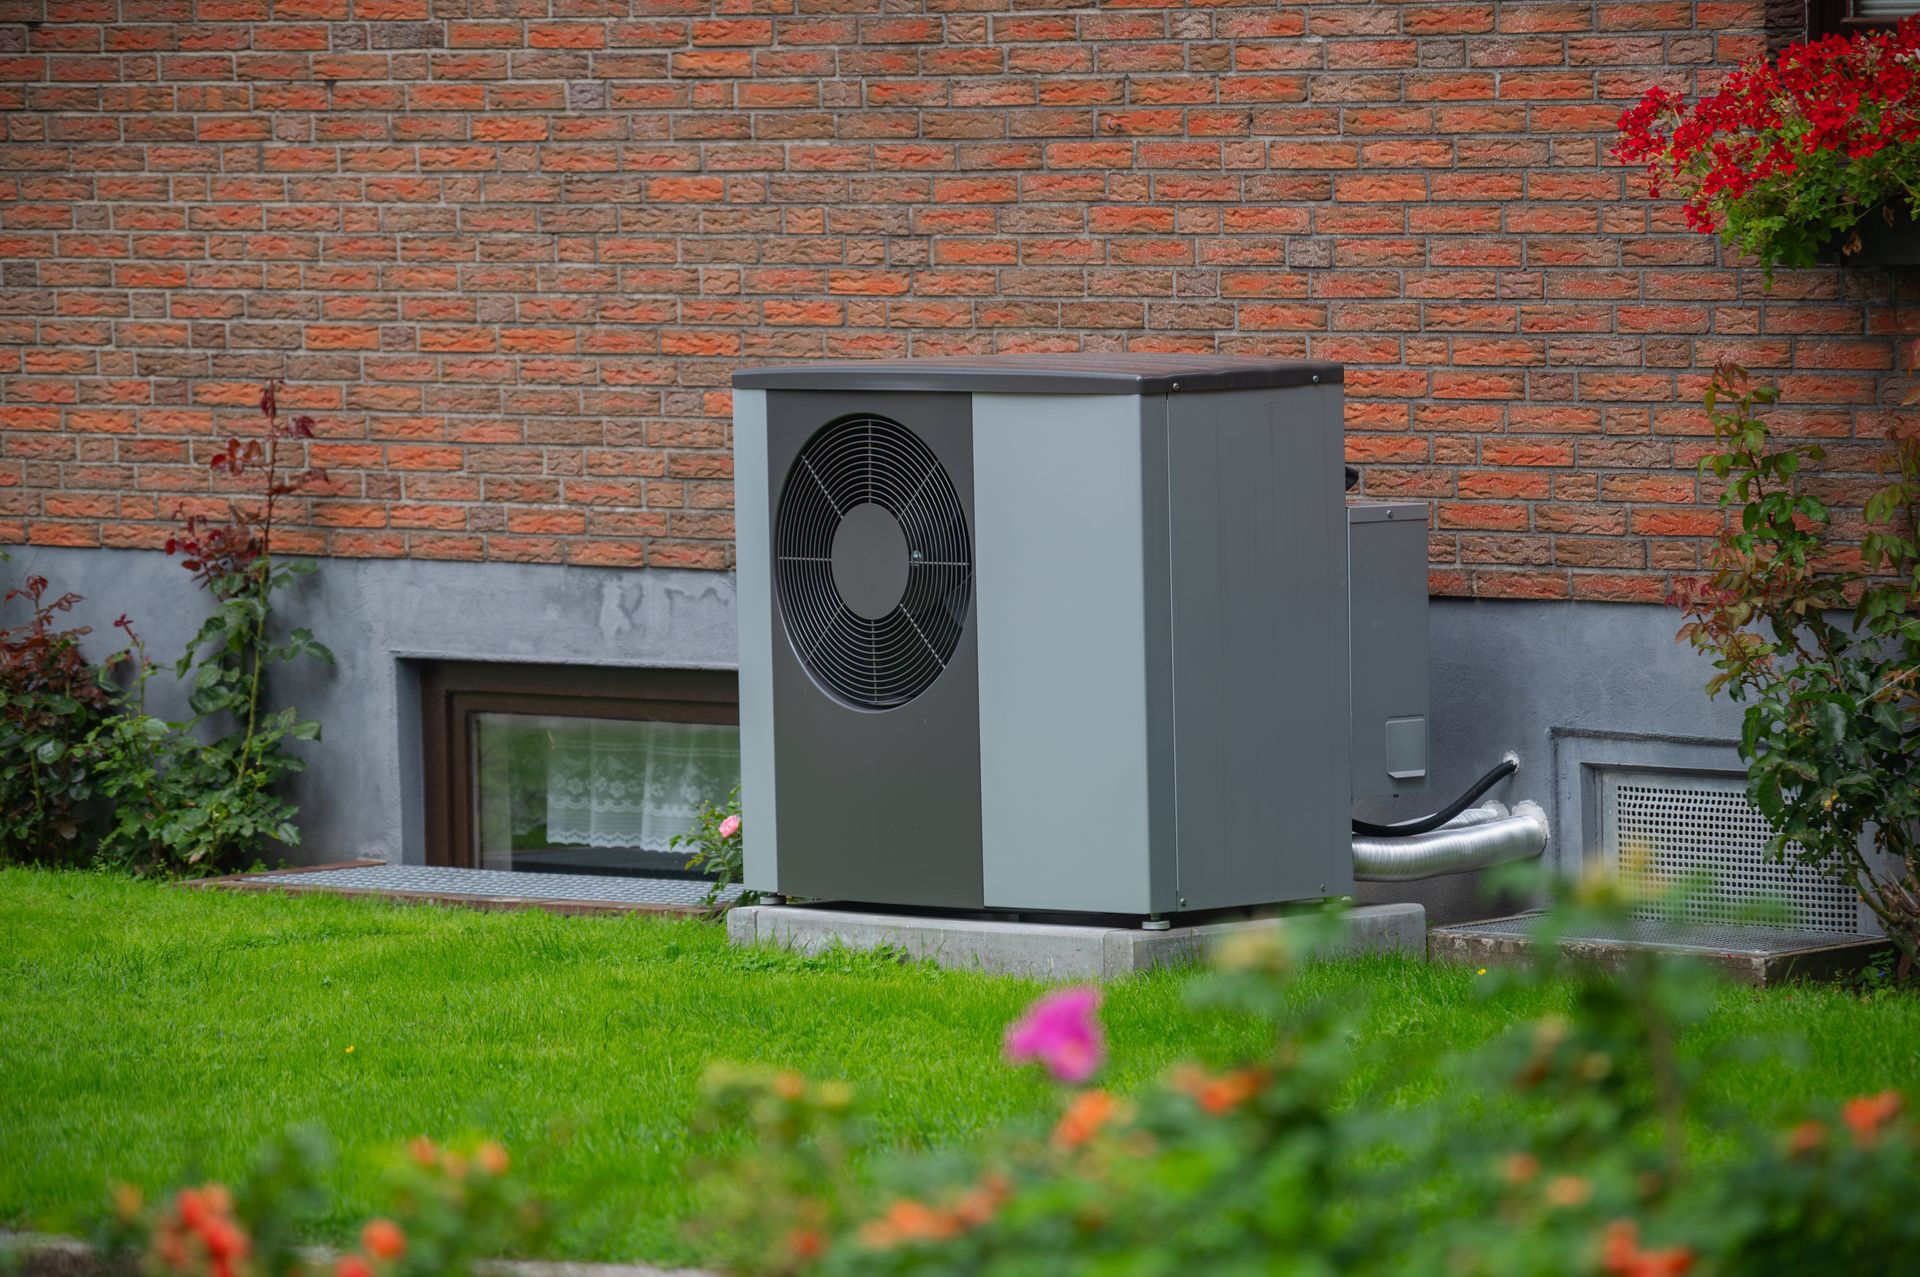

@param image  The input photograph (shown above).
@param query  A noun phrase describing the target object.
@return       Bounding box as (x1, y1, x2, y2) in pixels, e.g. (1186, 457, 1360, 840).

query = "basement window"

(420, 662, 739, 876)
(1810, 0, 1919, 36)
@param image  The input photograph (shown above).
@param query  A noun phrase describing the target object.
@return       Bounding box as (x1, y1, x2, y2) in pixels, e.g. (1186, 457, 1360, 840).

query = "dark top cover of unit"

(731, 353, 1342, 395)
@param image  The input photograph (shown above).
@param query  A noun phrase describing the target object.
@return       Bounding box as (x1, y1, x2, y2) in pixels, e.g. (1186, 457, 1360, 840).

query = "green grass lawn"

(2, 868, 1917, 1266)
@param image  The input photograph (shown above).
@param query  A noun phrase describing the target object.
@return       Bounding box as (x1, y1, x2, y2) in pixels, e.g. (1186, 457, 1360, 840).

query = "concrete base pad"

(726, 902, 1427, 980)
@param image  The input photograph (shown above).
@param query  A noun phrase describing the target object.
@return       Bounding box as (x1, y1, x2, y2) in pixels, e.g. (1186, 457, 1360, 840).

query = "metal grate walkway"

(1440, 911, 1873, 957)
(235, 863, 742, 912)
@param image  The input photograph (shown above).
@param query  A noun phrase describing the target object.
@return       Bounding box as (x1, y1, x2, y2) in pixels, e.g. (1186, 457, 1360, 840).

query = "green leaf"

(1811, 699, 1847, 749)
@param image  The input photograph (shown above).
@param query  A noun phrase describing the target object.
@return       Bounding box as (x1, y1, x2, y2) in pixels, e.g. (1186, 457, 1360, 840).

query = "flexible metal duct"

(1352, 800, 1548, 882)
(1423, 800, 1508, 830)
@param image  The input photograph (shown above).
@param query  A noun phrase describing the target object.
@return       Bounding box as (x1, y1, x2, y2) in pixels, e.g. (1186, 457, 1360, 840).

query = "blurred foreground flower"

(1004, 986, 1104, 1083)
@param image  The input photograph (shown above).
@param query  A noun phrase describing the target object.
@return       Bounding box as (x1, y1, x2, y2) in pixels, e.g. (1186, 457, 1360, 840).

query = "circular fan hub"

(830, 502, 910, 620)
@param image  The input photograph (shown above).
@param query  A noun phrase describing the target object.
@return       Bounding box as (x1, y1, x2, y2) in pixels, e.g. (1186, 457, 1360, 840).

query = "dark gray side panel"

(764, 390, 984, 908)
(1348, 503, 1431, 800)
(1168, 384, 1354, 909)
(1139, 395, 1178, 913)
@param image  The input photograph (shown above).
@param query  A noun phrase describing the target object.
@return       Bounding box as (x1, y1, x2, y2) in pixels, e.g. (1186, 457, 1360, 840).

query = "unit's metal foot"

(1142, 915, 1171, 931)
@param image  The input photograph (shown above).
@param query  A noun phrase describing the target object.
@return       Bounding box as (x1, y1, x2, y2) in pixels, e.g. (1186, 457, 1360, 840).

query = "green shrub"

(0, 572, 116, 865)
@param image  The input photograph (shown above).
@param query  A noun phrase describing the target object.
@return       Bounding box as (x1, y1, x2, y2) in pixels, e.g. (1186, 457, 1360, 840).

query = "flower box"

(1821, 203, 1920, 266)
(1616, 18, 1920, 277)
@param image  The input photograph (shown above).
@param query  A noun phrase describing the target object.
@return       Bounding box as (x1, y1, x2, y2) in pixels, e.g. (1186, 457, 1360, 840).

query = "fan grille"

(775, 414, 972, 710)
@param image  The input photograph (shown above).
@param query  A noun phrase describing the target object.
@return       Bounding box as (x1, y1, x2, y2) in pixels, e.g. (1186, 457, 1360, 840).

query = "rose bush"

(108, 1132, 542, 1277)
(1672, 363, 1920, 972)
(691, 885, 1920, 1276)
(1615, 17, 1920, 271)
(669, 784, 754, 909)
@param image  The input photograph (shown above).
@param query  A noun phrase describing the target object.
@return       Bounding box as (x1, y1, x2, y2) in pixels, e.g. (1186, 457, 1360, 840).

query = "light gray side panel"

(975, 393, 1155, 914)
(732, 388, 778, 890)
(1169, 384, 1353, 909)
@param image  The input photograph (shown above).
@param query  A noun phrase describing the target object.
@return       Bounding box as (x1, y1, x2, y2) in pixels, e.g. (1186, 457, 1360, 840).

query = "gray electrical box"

(733, 355, 1355, 918)
(1348, 502, 1430, 799)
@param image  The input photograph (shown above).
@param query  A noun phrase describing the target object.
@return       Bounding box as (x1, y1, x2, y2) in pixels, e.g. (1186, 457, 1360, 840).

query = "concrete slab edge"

(727, 902, 1426, 980)
(1428, 929, 1890, 988)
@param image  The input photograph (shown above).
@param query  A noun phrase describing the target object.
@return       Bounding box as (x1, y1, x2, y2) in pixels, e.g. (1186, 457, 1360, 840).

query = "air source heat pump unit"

(732, 355, 1354, 918)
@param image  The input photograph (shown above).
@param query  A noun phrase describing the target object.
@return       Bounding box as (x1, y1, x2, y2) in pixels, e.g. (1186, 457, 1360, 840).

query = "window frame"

(1809, 0, 1916, 37)
(419, 661, 740, 869)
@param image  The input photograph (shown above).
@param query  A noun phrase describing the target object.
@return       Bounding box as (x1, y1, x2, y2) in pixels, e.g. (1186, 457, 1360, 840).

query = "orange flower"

(1197, 1069, 1264, 1115)
(335, 1256, 375, 1277)
(1169, 1064, 1207, 1095)
(1786, 1120, 1827, 1157)
(858, 1198, 962, 1250)
(361, 1218, 406, 1262)
(407, 1136, 439, 1168)
(1544, 1175, 1592, 1208)
(113, 1183, 144, 1222)
(1841, 1090, 1903, 1146)
(951, 1175, 1010, 1228)
(774, 1071, 808, 1101)
(475, 1141, 511, 1177)
(1052, 1089, 1117, 1149)
(156, 1231, 190, 1272)
(1500, 1152, 1540, 1186)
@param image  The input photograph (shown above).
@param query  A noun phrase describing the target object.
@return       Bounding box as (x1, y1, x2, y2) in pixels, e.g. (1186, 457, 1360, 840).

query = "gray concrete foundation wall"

(1355, 599, 1745, 924)
(3, 546, 736, 865)
(5, 548, 1745, 924)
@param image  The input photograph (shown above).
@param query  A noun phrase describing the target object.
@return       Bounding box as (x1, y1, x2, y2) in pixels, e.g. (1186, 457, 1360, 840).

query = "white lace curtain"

(473, 713, 740, 865)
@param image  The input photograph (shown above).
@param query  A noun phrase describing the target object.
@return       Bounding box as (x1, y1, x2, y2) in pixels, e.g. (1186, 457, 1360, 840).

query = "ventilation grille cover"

(1602, 773, 1860, 934)
(775, 414, 972, 710)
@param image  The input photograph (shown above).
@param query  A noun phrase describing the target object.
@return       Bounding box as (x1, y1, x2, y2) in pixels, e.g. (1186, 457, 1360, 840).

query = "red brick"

(1, 0, 1888, 601)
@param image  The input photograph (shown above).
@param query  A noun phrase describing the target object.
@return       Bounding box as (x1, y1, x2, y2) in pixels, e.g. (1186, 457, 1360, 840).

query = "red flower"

(1601, 1220, 1696, 1277)
(361, 1218, 406, 1262)
(785, 1227, 828, 1261)
(1787, 1119, 1827, 1157)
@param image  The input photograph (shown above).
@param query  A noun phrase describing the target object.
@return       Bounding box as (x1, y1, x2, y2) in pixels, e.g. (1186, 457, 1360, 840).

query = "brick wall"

(1, 1, 1913, 598)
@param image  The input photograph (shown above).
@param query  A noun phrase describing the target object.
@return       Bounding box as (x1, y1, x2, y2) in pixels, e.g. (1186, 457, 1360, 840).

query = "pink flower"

(1004, 987, 1104, 1083)
(717, 814, 741, 839)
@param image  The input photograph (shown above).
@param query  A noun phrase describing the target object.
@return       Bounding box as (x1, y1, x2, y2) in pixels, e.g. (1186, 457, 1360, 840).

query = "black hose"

(1351, 755, 1518, 838)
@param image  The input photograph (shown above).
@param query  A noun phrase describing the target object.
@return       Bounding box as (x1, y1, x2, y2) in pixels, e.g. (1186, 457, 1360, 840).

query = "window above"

(1812, 0, 1920, 36)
